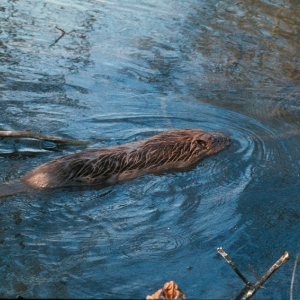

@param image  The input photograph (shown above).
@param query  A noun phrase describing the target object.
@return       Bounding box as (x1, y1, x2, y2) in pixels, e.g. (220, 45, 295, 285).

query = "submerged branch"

(0, 130, 88, 145)
(290, 254, 298, 300)
(50, 25, 75, 46)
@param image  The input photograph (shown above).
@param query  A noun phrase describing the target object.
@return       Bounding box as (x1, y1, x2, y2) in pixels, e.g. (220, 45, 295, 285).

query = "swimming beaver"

(0, 129, 230, 197)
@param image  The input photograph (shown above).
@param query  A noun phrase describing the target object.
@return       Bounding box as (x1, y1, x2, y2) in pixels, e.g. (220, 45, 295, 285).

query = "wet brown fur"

(21, 129, 229, 190)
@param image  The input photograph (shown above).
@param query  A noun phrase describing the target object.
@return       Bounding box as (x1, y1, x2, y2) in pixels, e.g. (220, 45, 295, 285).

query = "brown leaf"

(146, 281, 185, 300)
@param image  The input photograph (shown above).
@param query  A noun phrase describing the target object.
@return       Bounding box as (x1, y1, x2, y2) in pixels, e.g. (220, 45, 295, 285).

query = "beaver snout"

(205, 132, 230, 156)
(210, 132, 230, 147)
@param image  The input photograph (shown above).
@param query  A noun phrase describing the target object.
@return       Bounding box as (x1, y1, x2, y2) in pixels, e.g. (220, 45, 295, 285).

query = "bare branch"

(217, 247, 252, 287)
(218, 247, 289, 300)
(243, 251, 289, 300)
(0, 130, 88, 145)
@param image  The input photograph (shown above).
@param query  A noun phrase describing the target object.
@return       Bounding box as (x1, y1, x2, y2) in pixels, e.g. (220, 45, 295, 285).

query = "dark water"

(1, 0, 300, 298)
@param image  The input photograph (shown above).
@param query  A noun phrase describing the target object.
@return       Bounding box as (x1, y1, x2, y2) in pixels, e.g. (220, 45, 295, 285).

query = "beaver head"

(192, 130, 230, 155)
(153, 129, 230, 167)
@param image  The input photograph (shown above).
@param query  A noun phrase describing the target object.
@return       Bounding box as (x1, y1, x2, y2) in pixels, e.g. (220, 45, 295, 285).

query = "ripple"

(118, 227, 193, 259)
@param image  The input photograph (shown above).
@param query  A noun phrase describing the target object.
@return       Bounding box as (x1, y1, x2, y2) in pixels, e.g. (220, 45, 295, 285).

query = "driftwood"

(0, 130, 88, 145)
(217, 247, 289, 300)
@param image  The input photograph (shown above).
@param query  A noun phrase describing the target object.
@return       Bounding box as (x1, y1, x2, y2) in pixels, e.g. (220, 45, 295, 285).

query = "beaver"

(0, 129, 230, 197)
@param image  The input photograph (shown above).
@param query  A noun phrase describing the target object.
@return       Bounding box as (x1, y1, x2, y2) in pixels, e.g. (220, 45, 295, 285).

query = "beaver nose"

(210, 132, 230, 146)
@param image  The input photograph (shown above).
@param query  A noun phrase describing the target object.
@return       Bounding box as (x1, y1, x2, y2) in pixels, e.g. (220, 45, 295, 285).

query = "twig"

(248, 264, 259, 281)
(217, 247, 252, 287)
(0, 130, 88, 145)
(248, 264, 265, 289)
(290, 254, 298, 300)
(53, 26, 66, 44)
(50, 26, 75, 46)
(242, 251, 289, 300)
(218, 248, 289, 300)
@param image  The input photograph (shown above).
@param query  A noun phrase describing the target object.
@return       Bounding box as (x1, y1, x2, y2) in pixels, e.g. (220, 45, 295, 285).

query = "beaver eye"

(196, 140, 208, 148)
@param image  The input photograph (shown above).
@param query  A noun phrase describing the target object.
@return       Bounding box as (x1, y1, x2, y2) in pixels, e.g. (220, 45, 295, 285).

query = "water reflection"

(185, 1, 300, 122)
(1, 0, 300, 299)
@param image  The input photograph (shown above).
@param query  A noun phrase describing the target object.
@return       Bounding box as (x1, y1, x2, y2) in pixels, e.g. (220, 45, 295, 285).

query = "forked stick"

(243, 251, 289, 299)
(217, 247, 289, 300)
(0, 130, 88, 145)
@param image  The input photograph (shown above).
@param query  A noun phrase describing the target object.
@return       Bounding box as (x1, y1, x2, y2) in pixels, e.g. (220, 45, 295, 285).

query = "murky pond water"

(1, 0, 300, 298)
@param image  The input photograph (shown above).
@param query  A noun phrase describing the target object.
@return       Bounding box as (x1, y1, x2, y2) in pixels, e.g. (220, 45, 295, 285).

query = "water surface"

(1, 0, 300, 298)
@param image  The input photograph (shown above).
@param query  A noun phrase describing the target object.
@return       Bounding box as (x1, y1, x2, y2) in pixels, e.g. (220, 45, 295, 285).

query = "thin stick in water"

(0, 130, 88, 145)
(243, 251, 289, 300)
(290, 253, 298, 300)
(217, 247, 252, 287)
